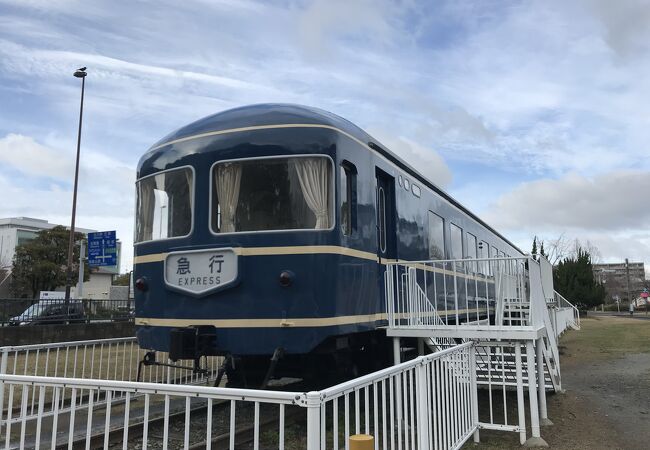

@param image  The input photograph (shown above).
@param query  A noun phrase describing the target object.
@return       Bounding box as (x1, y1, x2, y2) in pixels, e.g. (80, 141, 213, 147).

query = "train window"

(135, 167, 194, 243)
(490, 246, 500, 274)
(211, 156, 333, 233)
(378, 187, 386, 252)
(427, 212, 445, 259)
(340, 162, 357, 236)
(479, 241, 490, 274)
(466, 233, 477, 259)
(449, 223, 463, 259)
(450, 223, 463, 260)
(411, 184, 421, 198)
(398, 175, 403, 187)
(404, 178, 410, 190)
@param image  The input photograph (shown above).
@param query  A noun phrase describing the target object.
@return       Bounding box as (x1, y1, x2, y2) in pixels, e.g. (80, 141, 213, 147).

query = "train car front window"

(135, 167, 193, 243)
(211, 156, 332, 233)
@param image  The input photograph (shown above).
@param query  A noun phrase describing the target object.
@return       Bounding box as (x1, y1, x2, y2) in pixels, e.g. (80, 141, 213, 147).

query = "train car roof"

(144, 103, 524, 255)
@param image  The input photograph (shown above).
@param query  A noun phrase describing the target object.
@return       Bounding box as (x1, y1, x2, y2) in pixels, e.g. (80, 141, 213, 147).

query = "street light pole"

(625, 258, 631, 315)
(64, 67, 87, 302)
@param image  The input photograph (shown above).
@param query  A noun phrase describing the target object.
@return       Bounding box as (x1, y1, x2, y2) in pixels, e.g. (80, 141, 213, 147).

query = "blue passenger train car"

(133, 104, 522, 384)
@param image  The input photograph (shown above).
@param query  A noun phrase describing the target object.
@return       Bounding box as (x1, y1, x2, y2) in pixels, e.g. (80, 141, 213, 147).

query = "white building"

(0, 217, 121, 299)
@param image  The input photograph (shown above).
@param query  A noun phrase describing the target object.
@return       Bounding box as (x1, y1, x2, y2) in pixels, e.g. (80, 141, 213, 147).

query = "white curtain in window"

(154, 173, 168, 238)
(184, 170, 193, 210)
(293, 158, 330, 229)
(138, 180, 154, 241)
(154, 173, 166, 191)
(215, 163, 242, 232)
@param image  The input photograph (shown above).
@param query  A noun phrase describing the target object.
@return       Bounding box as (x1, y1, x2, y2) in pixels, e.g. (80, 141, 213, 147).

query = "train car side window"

(491, 246, 500, 274)
(211, 156, 333, 233)
(450, 223, 463, 260)
(479, 241, 489, 274)
(135, 167, 194, 243)
(340, 162, 357, 236)
(466, 233, 477, 259)
(427, 211, 445, 259)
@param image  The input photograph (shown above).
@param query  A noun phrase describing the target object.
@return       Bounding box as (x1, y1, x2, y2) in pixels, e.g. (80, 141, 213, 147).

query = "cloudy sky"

(1, 0, 649, 276)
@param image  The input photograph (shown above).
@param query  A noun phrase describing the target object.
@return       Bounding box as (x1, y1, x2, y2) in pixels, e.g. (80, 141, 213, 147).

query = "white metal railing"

(0, 337, 223, 428)
(313, 341, 478, 450)
(527, 259, 562, 392)
(385, 256, 534, 332)
(0, 342, 480, 450)
(0, 374, 301, 449)
(474, 341, 528, 443)
(554, 291, 581, 330)
(385, 256, 565, 394)
(550, 307, 575, 337)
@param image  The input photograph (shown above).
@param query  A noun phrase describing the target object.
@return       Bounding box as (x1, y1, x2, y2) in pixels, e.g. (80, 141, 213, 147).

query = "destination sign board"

(164, 248, 238, 296)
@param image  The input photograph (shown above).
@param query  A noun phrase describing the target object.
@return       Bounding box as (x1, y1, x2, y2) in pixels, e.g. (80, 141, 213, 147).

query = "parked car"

(9, 300, 86, 326)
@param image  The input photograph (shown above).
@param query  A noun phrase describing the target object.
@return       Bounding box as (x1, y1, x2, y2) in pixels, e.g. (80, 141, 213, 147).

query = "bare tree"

(540, 233, 573, 266)
(540, 234, 604, 268)
(580, 239, 602, 264)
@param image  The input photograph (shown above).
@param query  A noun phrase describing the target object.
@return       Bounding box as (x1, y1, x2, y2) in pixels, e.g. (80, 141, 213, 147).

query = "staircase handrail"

(529, 257, 562, 391)
(554, 290, 581, 330)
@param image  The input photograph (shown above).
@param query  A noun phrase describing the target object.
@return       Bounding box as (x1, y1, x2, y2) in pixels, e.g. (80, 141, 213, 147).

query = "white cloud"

(0, 134, 73, 179)
(0, 134, 135, 270)
(485, 170, 650, 231)
(296, 0, 399, 60)
(584, 0, 650, 59)
(367, 129, 452, 188)
(482, 170, 650, 278)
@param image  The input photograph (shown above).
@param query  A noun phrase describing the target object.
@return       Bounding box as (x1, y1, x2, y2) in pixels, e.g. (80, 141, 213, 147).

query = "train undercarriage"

(137, 327, 404, 389)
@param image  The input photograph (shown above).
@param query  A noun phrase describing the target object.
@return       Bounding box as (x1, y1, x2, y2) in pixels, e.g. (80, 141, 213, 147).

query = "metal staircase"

(384, 255, 579, 445)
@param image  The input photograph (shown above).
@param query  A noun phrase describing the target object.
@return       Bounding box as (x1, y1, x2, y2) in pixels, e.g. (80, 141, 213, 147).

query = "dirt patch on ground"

(466, 316, 650, 449)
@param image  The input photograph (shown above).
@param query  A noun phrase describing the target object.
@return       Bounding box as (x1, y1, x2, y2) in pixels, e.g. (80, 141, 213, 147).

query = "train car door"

(375, 169, 397, 262)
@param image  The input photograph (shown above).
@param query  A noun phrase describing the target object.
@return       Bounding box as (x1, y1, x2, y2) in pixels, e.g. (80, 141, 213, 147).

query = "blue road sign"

(88, 231, 117, 267)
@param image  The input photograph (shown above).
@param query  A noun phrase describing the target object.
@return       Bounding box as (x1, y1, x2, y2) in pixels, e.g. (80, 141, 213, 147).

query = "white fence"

(0, 374, 300, 450)
(0, 337, 223, 384)
(0, 342, 479, 450)
(312, 341, 478, 450)
(0, 338, 223, 431)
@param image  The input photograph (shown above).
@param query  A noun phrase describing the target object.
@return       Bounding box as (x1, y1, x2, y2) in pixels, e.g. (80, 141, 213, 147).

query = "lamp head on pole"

(73, 67, 87, 78)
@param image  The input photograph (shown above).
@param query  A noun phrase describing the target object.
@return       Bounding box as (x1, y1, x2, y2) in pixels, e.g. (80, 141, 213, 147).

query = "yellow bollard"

(349, 434, 374, 450)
